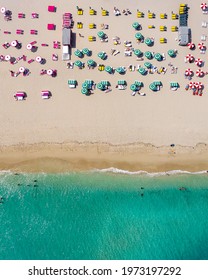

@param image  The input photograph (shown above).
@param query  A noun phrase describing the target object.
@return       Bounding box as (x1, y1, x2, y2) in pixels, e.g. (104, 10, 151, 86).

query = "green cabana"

(98, 52, 106, 60)
(82, 48, 91, 56)
(145, 51, 153, 60)
(149, 83, 158, 91)
(134, 49, 143, 57)
(135, 32, 144, 40)
(144, 62, 152, 69)
(97, 31, 105, 38)
(132, 22, 140, 30)
(154, 53, 163, 61)
(145, 37, 153, 46)
(105, 66, 113, 73)
(168, 49, 176, 58)
(138, 67, 146, 75)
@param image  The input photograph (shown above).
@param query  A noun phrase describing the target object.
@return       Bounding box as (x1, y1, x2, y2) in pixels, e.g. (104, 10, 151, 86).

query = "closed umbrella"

(1, 7, 6, 14)
(98, 52, 106, 60)
(145, 51, 153, 59)
(11, 40, 17, 47)
(82, 82, 88, 88)
(132, 22, 140, 30)
(154, 53, 162, 61)
(82, 48, 91, 56)
(47, 69, 53, 75)
(201, 3, 207, 10)
(149, 83, 157, 91)
(87, 59, 95, 66)
(134, 49, 142, 57)
(195, 58, 203, 66)
(145, 37, 153, 46)
(185, 68, 193, 76)
(138, 67, 146, 75)
(105, 66, 113, 73)
(97, 31, 105, 38)
(130, 84, 137, 91)
(135, 32, 144, 40)
(168, 49, 176, 57)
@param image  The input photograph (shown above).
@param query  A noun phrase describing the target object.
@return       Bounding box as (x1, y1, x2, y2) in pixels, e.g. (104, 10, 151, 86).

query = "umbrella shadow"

(31, 46, 38, 53)
(40, 58, 46, 65)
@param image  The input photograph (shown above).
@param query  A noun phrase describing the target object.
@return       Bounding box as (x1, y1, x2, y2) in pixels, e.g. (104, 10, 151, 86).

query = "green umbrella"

(81, 88, 88, 95)
(149, 83, 157, 91)
(97, 31, 105, 38)
(87, 59, 95, 66)
(138, 67, 146, 75)
(82, 48, 91, 56)
(116, 67, 125, 74)
(97, 83, 105, 90)
(105, 66, 113, 73)
(144, 62, 152, 69)
(145, 37, 153, 46)
(145, 51, 153, 60)
(74, 60, 82, 67)
(98, 52, 106, 60)
(132, 22, 140, 30)
(130, 84, 137, 91)
(168, 49, 176, 58)
(154, 53, 162, 61)
(74, 49, 83, 58)
(134, 49, 143, 57)
(82, 82, 88, 88)
(135, 32, 144, 40)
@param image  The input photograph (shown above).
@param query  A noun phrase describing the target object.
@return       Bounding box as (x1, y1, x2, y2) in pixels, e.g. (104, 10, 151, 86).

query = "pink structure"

(47, 24, 55, 30)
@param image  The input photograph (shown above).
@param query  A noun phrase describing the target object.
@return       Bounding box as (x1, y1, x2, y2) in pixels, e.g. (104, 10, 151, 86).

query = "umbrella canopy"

(11, 40, 17, 47)
(134, 49, 143, 57)
(97, 31, 105, 38)
(19, 66, 25, 73)
(195, 58, 203, 66)
(47, 69, 53, 75)
(82, 48, 91, 55)
(145, 51, 153, 59)
(189, 81, 195, 89)
(74, 49, 83, 58)
(135, 32, 144, 40)
(105, 66, 113, 73)
(87, 59, 95, 66)
(154, 53, 162, 61)
(185, 68, 193, 76)
(82, 82, 88, 88)
(98, 52, 106, 60)
(196, 69, 204, 77)
(74, 60, 83, 67)
(116, 67, 125, 73)
(198, 42, 206, 50)
(5, 55, 10, 61)
(81, 88, 88, 95)
(145, 37, 153, 46)
(201, 3, 207, 10)
(138, 67, 146, 75)
(26, 44, 32, 50)
(168, 49, 176, 57)
(149, 83, 158, 91)
(132, 22, 140, 30)
(130, 84, 137, 91)
(144, 62, 152, 69)
(36, 56, 42, 62)
(187, 42, 195, 50)
(1, 7, 6, 14)
(195, 82, 203, 89)
(97, 83, 105, 90)
(186, 54, 194, 62)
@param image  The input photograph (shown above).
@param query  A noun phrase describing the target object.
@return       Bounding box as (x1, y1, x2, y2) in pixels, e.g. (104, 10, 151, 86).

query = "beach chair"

(77, 8, 83, 15)
(89, 23, 96, 29)
(148, 25, 155, 29)
(201, 35, 206, 41)
(47, 24, 55, 30)
(202, 21, 207, 28)
(77, 22, 83, 29)
(88, 36, 96, 42)
(89, 9, 96, 15)
(171, 13, 178, 20)
(16, 29, 24, 35)
(160, 26, 166, 31)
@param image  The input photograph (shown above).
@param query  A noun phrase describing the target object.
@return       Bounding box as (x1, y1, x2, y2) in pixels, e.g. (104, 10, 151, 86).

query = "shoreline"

(1, 142, 208, 173)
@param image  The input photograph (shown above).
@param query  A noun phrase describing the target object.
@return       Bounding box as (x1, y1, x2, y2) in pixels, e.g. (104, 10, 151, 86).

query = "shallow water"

(0, 171, 208, 260)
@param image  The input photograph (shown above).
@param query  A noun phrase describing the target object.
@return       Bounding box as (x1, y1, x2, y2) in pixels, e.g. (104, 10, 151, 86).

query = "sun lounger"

(16, 29, 24, 35)
(30, 41, 37, 45)
(28, 59, 34, 64)
(88, 36, 96, 42)
(41, 90, 50, 99)
(18, 13, 25, 19)
(89, 9, 96, 15)
(14, 92, 26, 101)
(41, 43, 48, 47)
(30, 30, 38, 35)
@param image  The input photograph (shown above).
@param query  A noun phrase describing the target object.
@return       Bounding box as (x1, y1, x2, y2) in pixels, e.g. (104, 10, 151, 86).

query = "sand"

(0, 0, 208, 172)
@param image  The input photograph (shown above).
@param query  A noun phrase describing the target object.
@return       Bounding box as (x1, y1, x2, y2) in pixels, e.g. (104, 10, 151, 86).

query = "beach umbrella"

(47, 69, 53, 75)
(5, 55, 10, 61)
(98, 51, 106, 60)
(186, 54, 194, 62)
(185, 68, 193, 76)
(82, 48, 91, 56)
(19, 66, 25, 73)
(74, 49, 83, 58)
(105, 66, 113, 73)
(187, 42, 195, 50)
(82, 82, 88, 88)
(130, 84, 137, 91)
(132, 22, 140, 30)
(135, 32, 144, 40)
(196, 82, 203, 89)
(116, 67, 125, 74)
(201, 3, 207, 10)
(87, 59, 95, 66)
(11, 40, 17, 47)
(36, 56, 42, 63)
(154, 53, 162, 61)
(144, 62, 152, 69)
(189, 81, 195, 89)
(149, 83, 157, 91)
(196, 69, 204, 77)
(74, 60, 82, 67)
(195, 58, 203, 67)
(145, 51, 153, 59)
(145, 37, 153, 46)
(97, 83, 105, 90)
(138, 67, 146, 75)
(1, 7, 6, 14)
(198, 42, 206, 50)
(134, 49, 142, 57)
(81, 88, 88, 95)
(26, 44, 32, 50)
(168, 49, 176, 58)
(97, 31, 105, 38)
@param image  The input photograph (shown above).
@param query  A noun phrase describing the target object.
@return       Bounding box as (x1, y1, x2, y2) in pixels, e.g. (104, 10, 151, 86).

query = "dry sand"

(0, 0, 208, 172)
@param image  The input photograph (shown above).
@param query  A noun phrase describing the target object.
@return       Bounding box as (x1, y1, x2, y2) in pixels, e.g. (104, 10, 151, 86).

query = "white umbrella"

(11, 40, 17, 47)
(26, 44, 32, 50)
(19, 66, 25, 73)
(36, 56, 42, 62)
(1, 7, 6, 14)
(196, 69, 204, 77)
(187, 42, 195, 50)
(186, 54, 194, 62)
(189, 81, 195, 89)
(185, 68, 193, 76)
(195, 58, 203, 66)
(47, 69, 53, 75)
(5, 55, 10, 61)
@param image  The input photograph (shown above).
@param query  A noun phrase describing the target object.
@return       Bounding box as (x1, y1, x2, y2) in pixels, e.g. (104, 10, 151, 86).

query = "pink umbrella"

(19, 66, 25, 73)
(198, 42, 206, 50)
(11, 40, 17, 47)
(5, 55, 10, 61)
(186, 54, 194, 62)
(27, 44, 32, 50)
(187, 42, 195, 50)
(185, 68, 193, 76)
(47, 69, 53, 75)
(201, 3, 207, 10)
(36, 56, 42, 62)
(195, 58, 203, 66)
(196, 69, 204, 77)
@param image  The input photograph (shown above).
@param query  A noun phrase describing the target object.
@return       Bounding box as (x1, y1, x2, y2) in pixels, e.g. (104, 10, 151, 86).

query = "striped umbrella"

(132, 22, 140, 30)
(97, 83, 105, 90)
(187, 42, 195, 50)
(130, 84, 137, 91)
(97, 31, 105, 38)
(145, 37, 153, 46)
(168, 49, 176, 57)
(196, 69, 204, 77)
(145, 51, 153, 59)
(98, 52, 106, 60)
(138, 67, 146, 75)
(87, 59, 95, 66)
(144, 62, 152, 69)
(200, 3, 207, 10)
(186, 54, 194, 62)
(81, 88, 88, 95)
(185, 68, 193, 76)
(189, 81, 195, 89)
(135, 32, 144, 40)
(82, 48, 91, 56)
(134, 49, 142, 57)
(74, 60, 83, 67)
(198, 42, 206, 50)
(154, 53, 162, 61)
(195, 82, 203, 89)
(105, 66, 113, 73)
(149, 83, 157, 91)
(195, 58, 203, 67)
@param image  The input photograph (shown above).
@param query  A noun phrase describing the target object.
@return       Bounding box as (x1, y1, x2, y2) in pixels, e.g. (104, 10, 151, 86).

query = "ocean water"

(0, 170, 208, 260)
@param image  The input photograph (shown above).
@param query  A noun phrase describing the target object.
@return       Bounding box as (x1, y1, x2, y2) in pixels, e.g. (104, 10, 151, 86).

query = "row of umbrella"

(185, 54, 204, 66)
(188, 81, 203, 89)
(187, 42, 206, 50)
(185, 68, 205, 77)
(74, 49, 107, 60)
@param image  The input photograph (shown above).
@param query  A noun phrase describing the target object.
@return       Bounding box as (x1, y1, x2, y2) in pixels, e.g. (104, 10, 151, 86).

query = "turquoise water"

(0, 171, 208, 260)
